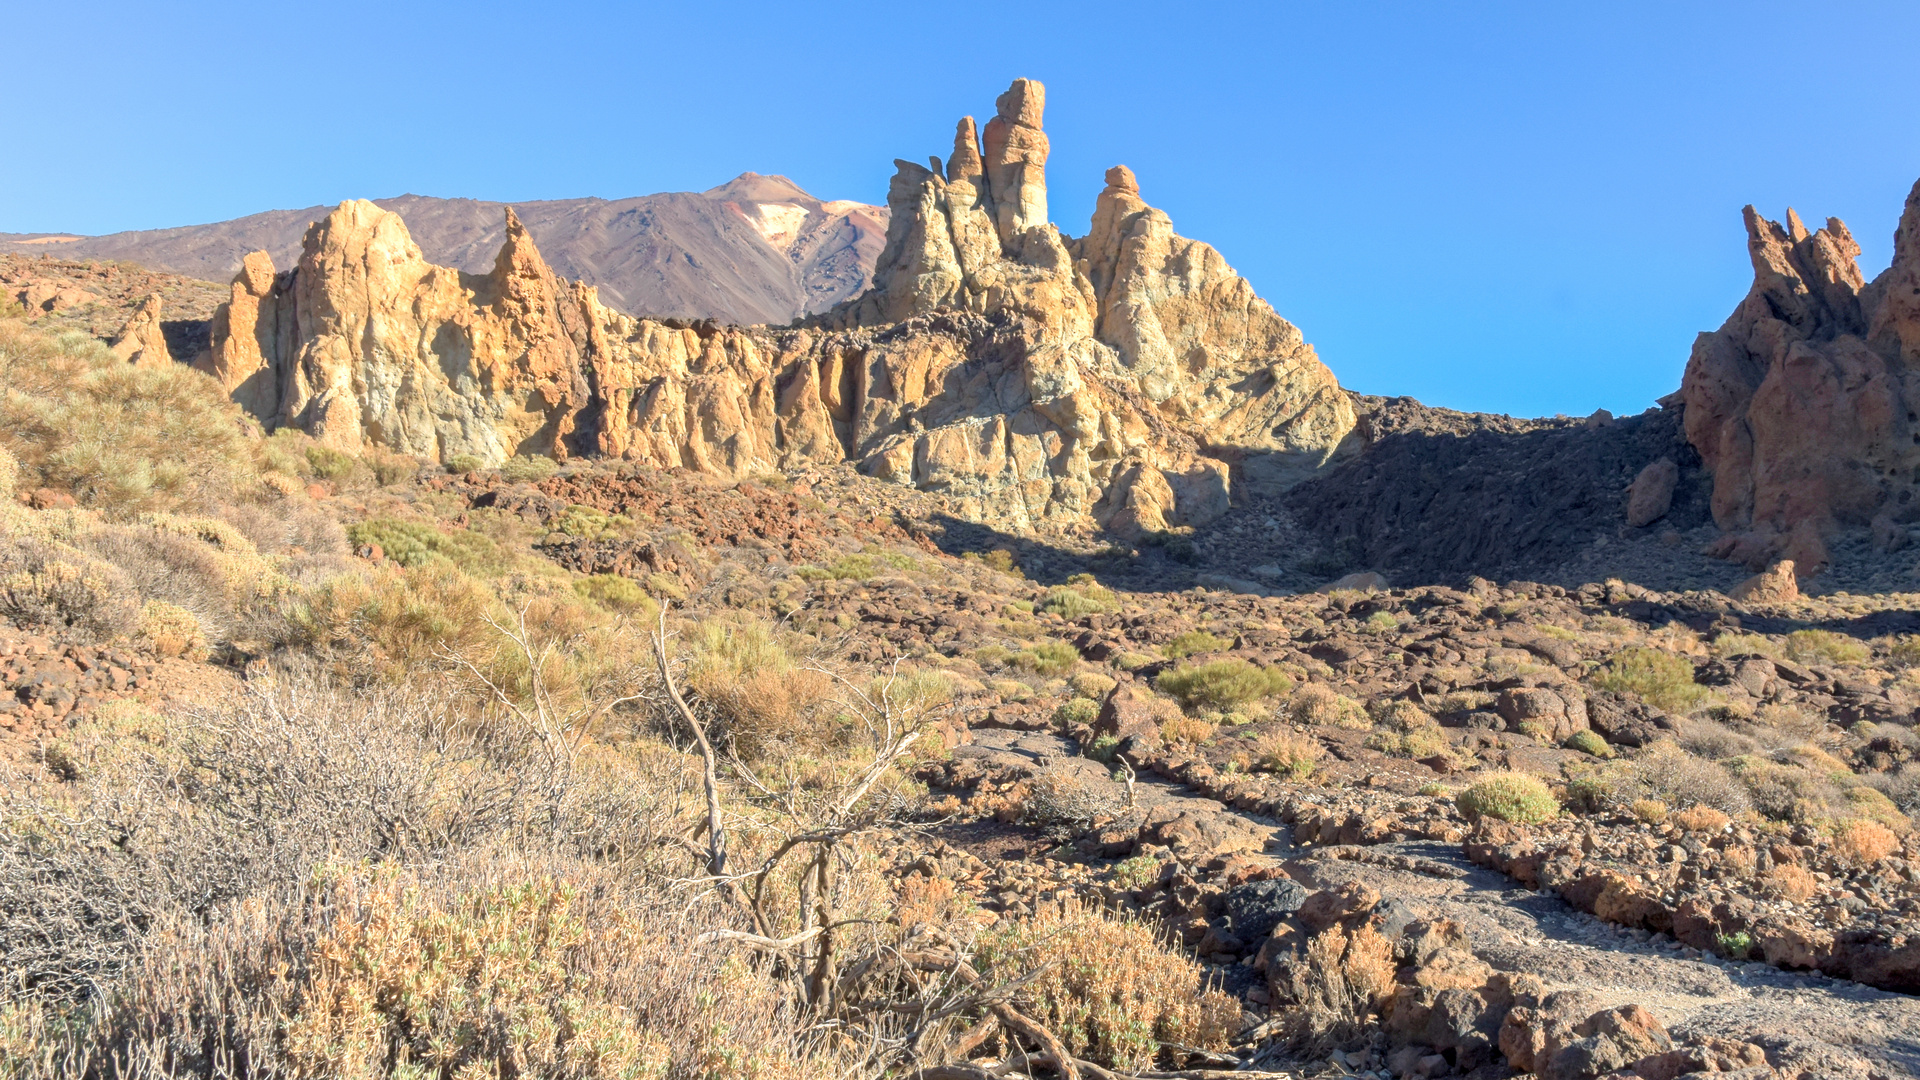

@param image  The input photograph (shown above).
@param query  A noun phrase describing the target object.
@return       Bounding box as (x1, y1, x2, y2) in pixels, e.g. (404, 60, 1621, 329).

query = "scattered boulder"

(1729, 559, 1798, 603)
(1624, 457, 1679, 527)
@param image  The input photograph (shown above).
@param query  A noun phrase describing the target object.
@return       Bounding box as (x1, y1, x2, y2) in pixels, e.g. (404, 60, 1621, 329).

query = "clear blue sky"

(8, 1, 1918, 418)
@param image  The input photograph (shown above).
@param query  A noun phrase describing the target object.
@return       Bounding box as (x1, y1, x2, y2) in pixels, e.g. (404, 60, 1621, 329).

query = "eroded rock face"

(1681, 181, 1920, 567)
(204, 79, 1356, 535)
(107, 295, 171, 368)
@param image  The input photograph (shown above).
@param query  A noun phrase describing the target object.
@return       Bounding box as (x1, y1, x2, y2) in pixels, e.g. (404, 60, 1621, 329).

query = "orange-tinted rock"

(107, 294, 171, 367)
(204, 79, 1356, 538)
(1681, 181, 1920, 561)
(1730, 559, 1799, 603)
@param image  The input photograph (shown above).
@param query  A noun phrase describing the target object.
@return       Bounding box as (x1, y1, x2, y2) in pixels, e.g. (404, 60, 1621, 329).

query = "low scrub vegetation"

(1157, 657, 1292, 712)
(1592, 646, 1707, 713)
(1457, 772, 1559, 823)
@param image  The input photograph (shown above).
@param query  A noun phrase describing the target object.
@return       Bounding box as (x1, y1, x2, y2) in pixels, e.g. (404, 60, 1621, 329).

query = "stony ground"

(7, 264, 1920, 1076)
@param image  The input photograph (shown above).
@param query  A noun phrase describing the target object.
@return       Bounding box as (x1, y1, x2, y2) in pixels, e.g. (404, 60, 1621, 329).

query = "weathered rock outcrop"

(1681, 179, 1920, 570)
(107, 295, 171, 367)
(203, 79, 1355, 535)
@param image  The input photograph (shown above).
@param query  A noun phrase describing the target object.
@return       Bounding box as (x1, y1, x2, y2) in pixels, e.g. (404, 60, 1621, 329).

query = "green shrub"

(1069, 671, 1116, 699)
(1591, 647, 1706, 713)
(1361, 610, 1401, 634)
(572, 574, 658, 617)
(0, 322, 264, 513)
(1716, 930, 1755, 960)
(1456, 772, 1559, 823)
(1113, 651, 1157, 672)
(1156, 658, 1292, 712)
(346, 518, 509, 577)
(1564, 729, 1613, 758)
(500, 455, 558, 483)
(446, 453, 485, 474)
(1161, 630, 1228, 660)
(1786, 629, 1869, 666)
(555, 504, 632, 541)
(0, 533, 138, 641)
(1111, 854, 1159, 890)
(1015, 640, 1079, 677)
(1366, 704, 1451, 759)
(1039, 575, 1118, 619)
(1054, 697, 1100, 728)
(305, 445, 357, 481)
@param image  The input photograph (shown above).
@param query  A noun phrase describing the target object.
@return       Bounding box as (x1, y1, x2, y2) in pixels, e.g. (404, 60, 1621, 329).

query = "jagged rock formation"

(3, 177, 885, 327)
(107, 295, 172, 367)
(1680, 179, 1920, 571)
(201, 79, 1355, 534)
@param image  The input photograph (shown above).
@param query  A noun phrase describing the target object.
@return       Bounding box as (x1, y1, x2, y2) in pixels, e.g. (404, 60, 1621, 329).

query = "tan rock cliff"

(1681, 179, 1920, 569)
(204, 79, 1356, 535)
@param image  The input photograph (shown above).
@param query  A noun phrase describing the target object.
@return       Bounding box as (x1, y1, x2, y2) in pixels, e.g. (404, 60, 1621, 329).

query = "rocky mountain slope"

(181, 79, 1355, 537)
(0, 174, 887, 325)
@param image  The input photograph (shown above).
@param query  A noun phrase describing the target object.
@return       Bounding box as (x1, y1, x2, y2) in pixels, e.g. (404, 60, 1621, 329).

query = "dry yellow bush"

(138, 600, 207, 661)
(1160, 715, 1217, 745)
(1272, 923, 1397, 1051)
(1254, 730, 1324, 778)
(1834, 819, 1900, 865)
(1673, 805, 1730, 833)
(973, 903, 1239, 1070)
(1763, 864, 1818, 903)
(1290, 684, 1369, 729)
(1630, 798, 1670, 825)
(0, 443, 15, 499)
(686, 614, 837, 762)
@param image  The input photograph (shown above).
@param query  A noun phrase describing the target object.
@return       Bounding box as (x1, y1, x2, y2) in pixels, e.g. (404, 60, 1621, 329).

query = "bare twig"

(651, 601, 727, 879)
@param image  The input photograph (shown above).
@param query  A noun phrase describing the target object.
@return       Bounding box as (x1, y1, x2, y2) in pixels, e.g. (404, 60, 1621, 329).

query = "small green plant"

(1289, 683, 1369, 729)
(1417, 781, 1452, 798)
(1592, 647, 1707, 713)
(1156, 658, 1292, 712)
(1630, 798, 1670, 825)
(445, 453, 486, 474)
(1161, 630, 1229, 660)
(1785, 629, 1869, 666)
(1716, 930, 1755, 961)
(1456, 772, 1559, 824)
(1069, 671, 1116, 699)
(1113, 651, 1158, 672)
(1054, 697, 1100, 728)
(1563, 729, 1612, 758)
(1111, 854, 1159, 890)
(1361, 610, 1400, 634)
(1083, 733, 1121, 764)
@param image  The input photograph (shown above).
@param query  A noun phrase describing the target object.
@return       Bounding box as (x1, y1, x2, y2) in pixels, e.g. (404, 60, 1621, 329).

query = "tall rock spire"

(981, 78, 1049, 244)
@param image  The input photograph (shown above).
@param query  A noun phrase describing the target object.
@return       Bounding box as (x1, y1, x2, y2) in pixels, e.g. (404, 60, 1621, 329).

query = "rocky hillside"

(178, 79, 1355, 539)
(0, 174, 887, 326)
